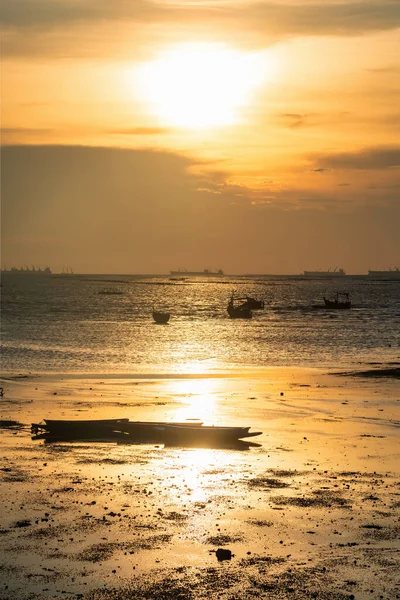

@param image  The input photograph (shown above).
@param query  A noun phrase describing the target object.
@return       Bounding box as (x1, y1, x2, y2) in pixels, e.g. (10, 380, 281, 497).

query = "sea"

(1, 274, 399, 375)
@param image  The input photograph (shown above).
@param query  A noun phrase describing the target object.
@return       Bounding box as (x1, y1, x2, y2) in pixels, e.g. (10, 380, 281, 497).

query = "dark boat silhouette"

(323, 291, 351, 309)
(313, 292, 351, 310)
(240, 296, 265, 310)
(31, 419, 262, 449)
(302, 267, 346, 278)
(368, 267, 400, 279)
(32, 419, 198, 438)
(152, 309, 170, 323)
(227, 294, 252, 319)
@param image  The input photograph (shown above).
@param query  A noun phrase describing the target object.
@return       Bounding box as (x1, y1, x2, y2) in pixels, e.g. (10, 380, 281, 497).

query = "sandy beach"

(0, 367, 399, 600)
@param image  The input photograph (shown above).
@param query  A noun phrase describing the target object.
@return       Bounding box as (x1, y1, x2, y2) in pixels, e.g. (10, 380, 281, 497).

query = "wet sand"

(0, 368, 399, 600)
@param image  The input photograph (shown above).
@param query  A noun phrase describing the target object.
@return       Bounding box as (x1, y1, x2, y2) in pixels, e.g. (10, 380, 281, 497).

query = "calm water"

(1, 274, 399, 374)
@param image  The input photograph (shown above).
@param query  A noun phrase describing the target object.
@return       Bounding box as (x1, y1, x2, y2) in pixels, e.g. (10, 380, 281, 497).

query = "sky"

(1, 0, 400, 274)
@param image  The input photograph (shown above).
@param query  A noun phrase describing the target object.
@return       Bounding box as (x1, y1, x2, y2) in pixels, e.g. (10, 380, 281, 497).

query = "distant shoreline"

(2, 271, 400, 278)
(337, 366, 400, 379)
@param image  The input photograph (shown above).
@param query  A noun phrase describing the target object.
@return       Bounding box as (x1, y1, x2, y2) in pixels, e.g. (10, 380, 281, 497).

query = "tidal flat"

(0, 368, 399, 600)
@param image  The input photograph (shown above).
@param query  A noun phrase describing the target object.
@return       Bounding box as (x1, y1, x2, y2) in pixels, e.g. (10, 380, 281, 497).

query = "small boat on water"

(313, 292, 351, 310)
(31, 419, 262, 448)
(152, 309, 170, 324)
(323, 291, 351, 309)
(240, 296, 265, 310)
(227, 295, 252, 319)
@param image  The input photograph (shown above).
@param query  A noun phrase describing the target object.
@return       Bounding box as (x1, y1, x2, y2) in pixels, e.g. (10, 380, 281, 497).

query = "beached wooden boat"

(32, 419, 198, 435)
(116, 423, 257, 443)
(31, 418, 129, 434)
(31, 431, 261, 449)
(43, 418, 129, 427)
(155, 424, 262, 447)
(31, 419, 262, 448)
(31, 419, 203, 438)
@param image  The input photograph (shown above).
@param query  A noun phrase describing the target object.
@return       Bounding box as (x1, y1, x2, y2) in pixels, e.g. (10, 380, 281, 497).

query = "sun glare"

(167, 377, 220, 423)
(132, 43, 272, 129)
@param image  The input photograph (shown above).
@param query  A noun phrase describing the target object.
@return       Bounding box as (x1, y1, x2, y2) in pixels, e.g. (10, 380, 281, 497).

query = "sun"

(132, 42, 272, 130)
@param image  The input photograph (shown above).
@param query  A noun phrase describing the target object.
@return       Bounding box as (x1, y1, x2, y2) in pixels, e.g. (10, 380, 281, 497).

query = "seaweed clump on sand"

(76, 534, 174, 563)
(271, 490, 350, 508)
(85, 561, 353, 600)
(205, 534, 242, 546)
(1, 466, 29, 483)
(247, 477, 291, 489)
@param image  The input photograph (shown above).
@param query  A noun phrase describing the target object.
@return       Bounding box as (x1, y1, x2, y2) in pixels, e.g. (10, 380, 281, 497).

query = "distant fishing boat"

(227, 294, 252, 319)
(239, 296, 265, 310)
(152, 309, 170, 324)
(323, 291, 351, 309)
(302, 268, 346, 278)
(313, 292, 351, 310)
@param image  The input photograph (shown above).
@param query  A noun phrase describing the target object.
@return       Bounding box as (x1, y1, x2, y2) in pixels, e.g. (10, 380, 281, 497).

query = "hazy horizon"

(2, 266, 397, 276)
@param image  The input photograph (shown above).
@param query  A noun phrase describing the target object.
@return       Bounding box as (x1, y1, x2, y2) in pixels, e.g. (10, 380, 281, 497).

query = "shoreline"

(1, 362, 399, 383)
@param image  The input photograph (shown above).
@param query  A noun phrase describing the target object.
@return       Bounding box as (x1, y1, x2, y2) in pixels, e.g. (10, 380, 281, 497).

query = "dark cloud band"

(314, 147, 400, 170)
(2, 0, 399, 34)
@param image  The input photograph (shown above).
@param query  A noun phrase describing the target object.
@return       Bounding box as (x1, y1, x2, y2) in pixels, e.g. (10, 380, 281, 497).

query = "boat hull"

(323, 295, 351, 309)
(368, 270, 400, 279)
(302, 269, 346, 278)
(156, 425, 261, 447)
(227, 305, 252, 319)
(242, 297, 264, 309)
(31, 420, 261, 448)
(153, 312, 170, 324)
(323, 302, 351, 309)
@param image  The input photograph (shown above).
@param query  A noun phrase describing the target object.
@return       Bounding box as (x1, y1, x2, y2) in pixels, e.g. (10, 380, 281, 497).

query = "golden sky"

(1, 0, 400, 273)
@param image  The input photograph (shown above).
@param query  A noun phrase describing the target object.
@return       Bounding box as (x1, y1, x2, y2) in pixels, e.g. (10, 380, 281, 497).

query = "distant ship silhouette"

(170, 268, 224, 276)
(368, 267, 400, 279)
(1, 266, 52, 275)
(55, 266, 74, 277)
(301, 267, 346, 278)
